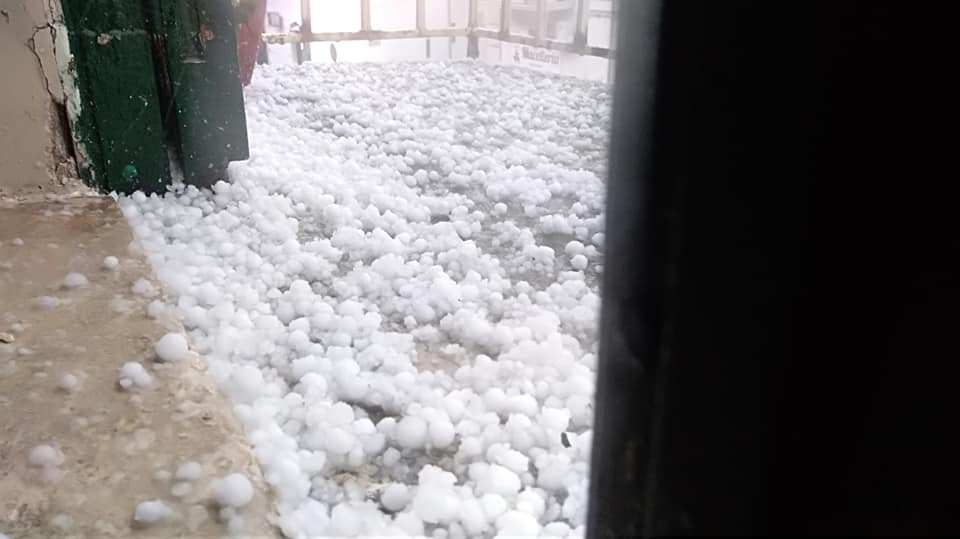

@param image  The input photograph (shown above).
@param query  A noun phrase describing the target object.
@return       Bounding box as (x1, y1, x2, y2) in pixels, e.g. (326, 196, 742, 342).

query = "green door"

(156, 0, 249, 185)
(60, 0, 248, 193)
(59, 0, 171, 193)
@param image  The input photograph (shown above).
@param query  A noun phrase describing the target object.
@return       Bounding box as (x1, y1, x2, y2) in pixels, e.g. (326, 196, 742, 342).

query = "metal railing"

(262, 0, 611, 59)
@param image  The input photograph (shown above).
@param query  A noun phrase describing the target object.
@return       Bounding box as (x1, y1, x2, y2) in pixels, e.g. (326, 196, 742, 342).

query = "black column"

(589, 1, 958, 536)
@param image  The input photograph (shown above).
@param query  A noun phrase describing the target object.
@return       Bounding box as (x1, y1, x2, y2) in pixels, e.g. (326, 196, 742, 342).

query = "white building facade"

(263, 0, 613, 82)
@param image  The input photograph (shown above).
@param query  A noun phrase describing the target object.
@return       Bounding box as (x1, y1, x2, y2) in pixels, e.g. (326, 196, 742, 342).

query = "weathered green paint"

(77, 30, 170, 193)
(157, 0, 249, 185)
(59, 0, 171, 194)
(58, 0, 249, 193)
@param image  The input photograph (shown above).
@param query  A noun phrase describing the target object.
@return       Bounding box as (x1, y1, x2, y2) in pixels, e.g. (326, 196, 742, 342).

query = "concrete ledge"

(1, 196, 278, 537)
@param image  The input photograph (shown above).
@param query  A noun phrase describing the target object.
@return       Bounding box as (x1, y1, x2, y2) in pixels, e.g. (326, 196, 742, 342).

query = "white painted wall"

(264, 0, 612, 82)
(483, 40, 609, 82)
(477, 0, 612, 82)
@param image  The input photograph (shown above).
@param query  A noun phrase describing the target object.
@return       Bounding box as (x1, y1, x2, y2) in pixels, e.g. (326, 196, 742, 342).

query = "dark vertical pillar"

(590, 1, 958, 536)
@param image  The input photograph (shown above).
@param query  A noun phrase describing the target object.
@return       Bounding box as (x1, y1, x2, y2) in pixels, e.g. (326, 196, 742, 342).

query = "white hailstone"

(228, 364, 265, 404)
(132, 278, 157, 297)
(102, 256, 120, 270)
(12, 238, 24, 246)
(328, 402, 355, 426)
(146, 300, 167, 319)
(567, 393, 593, 428)
(564, 240, 585, 256)
(540, 408, 571, 432)
(119, 361, 152, 389)
(395, 416, 428, 449)
(35, 295, 61, 309)
(134, 500, 175, 523)
(428, 419, 456, 449)
(328, 503, 362, 536)
(155, 333, 189, 362)
(543, 521, 572, 537)
(571, 254, 588, 271)
(110, 297, 133, 314)
(591, 232, 605, 247)
(477, 464, 521, 498)
(458, 498, 488, 536)
(171, 482, 193, 498)
(516, 488, 546, 518)
(287, 329, 311, 353)
(175, 461, 204, 481)
(486, 444, 530, 474)
(393, 512, 424, 536)
(495, 510, 542, 537)
(212, 473, 254, 508)
(63, 272, 88, 288)
(325, 428, 356, 455)
(58, 372, 79, 392)
(480, 493, 508, 520)
(412, 466, 460, 524)
(458, 437, 483, 459)
(382, 447, 402, 467)
(116, 61, 612, 539)
(28, 444, 62, 467)
(380, 483, 411, 512)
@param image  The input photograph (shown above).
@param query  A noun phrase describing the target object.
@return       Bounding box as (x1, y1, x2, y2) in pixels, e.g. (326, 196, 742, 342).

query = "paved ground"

(0, 196, 278, 538)
(118, 62, 606, 537)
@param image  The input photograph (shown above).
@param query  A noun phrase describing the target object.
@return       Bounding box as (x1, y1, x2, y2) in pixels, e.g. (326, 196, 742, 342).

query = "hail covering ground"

(120, 60, 610, 538)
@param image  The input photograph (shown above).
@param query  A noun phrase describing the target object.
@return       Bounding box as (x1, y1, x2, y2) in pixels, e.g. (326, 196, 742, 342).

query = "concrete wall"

(0, 0, 76, 198)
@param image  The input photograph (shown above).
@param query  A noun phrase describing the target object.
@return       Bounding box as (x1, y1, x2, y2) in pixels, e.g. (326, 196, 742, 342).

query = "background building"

(263, 0, 614, 81)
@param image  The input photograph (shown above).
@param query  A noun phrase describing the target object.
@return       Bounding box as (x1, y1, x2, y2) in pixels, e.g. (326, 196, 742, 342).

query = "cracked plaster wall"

(0, 0, 77, 197)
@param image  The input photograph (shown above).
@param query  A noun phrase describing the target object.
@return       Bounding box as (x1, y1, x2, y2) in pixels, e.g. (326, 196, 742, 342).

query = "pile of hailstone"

(121, 60, 610, 538)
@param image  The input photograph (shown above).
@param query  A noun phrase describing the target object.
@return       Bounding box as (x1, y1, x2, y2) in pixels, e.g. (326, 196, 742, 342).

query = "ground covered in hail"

(121, 60, 610, 538)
